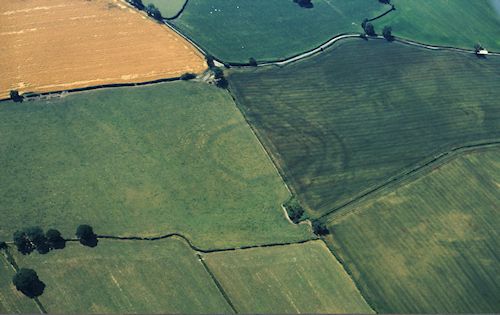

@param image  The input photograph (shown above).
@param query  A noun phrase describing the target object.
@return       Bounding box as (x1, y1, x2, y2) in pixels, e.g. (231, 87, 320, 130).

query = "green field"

(373, 0, 500, 51)
(11, 238, 233, 313)
(0, 253, 39, 313)
(228, 39, 500, 217)
(143, 0, 186, 18)
(204, 240, 373, 313)
(325, 148, 500, 313)
(172, 0, 387, 63)
(0, 81, 311, 248)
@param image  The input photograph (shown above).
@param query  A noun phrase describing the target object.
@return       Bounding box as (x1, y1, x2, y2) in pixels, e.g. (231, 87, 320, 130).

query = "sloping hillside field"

(373, 0, 500, 51)
(0, 0, 205, 99)
(172, 0, 387, 63)
(325, 148, 500, 313)
(0, 81, 311, 248)
(228, 39, 500, 217)
(204, 240, 373, 313)
(12, 238, 233, 313)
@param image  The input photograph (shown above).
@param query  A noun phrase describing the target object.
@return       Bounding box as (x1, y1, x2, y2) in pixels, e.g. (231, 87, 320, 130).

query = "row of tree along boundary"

(88, 234, 318, 254)
(0, 76, 182, 104)
(319, 140, 500, 223)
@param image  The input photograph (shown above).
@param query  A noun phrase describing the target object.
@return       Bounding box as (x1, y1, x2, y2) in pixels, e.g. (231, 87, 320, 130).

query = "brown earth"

(0, 0, 206, 99)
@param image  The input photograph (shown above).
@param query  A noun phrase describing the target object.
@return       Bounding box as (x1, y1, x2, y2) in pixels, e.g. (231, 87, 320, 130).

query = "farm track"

(321, 140, 500, 223)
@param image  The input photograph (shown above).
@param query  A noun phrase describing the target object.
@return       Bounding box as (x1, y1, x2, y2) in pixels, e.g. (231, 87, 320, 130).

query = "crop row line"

(320, 140, 500, 224)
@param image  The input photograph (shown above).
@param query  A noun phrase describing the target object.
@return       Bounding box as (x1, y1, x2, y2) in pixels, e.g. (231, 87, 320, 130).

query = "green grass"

(228, 39, 500, 218)
(172, 0, 387, 63)
(204, 240, 374, 313)
(12, 238, 233, 313)
(143, 0, 186, 18)
(0, 253, 39, 313)
(325, 148, 500, 313)
(0, 81, 311, 248)
(373, 0, 500, 51)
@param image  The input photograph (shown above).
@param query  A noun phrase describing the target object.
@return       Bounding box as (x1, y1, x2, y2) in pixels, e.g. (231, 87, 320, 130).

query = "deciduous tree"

(12, 268, 46, 298)
(76, 225, 98, 247)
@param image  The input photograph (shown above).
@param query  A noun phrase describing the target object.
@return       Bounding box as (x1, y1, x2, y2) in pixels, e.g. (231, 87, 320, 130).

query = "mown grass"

(325, 148, 500, 313)
(373, 0, 500, 51)
(143, 0, 186, 18)
(172, 0, 387, 63)
(228, 39, 500, 218)
(0, 81, 311, 248)
(12, 238, 233, 313)
(204, 240, 373, 313)
(0, 253, 39, 313)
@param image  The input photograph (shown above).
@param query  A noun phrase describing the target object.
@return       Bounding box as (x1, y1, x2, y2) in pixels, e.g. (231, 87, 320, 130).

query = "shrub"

(249, 58, 258, 67)
(180, 73, 196, 81)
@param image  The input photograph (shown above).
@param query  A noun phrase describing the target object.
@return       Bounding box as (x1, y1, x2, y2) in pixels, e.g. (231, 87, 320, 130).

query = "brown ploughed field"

(0, 0, 206, 98)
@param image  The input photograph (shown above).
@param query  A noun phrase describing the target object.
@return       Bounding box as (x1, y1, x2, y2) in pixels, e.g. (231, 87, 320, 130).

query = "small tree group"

(76, 225, 98, 247)
(284, 198, 305, 224)
(312, 221, 329, 236)
(378, 0, 391, 4)
(13, 227, 66, 255)
(129, 0, 144, 10)
(293, 0, 313, 8)
(212, 67, 228, 88)
(12, 268, 45, 298)
(146, 4, 162, 21)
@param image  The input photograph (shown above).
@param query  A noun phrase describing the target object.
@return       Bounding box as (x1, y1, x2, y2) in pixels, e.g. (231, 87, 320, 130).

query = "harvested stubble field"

(11, 238, 233, 313)
(204, 240, 374, 314)
(228, 39, 500, 218)
(0, 81, 311, 249)
(325, 148, 500, 313)
(0, 0, 206, 99)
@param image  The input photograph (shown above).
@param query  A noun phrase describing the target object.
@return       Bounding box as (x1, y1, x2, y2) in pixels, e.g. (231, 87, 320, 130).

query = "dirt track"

(0, 0, 206, 98)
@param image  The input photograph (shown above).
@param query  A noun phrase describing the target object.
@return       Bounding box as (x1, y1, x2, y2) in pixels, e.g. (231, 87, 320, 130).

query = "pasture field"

(228, 39, 500, 218)
(0, 254, 39, 313)
(172, 0, 387, 63)
(143, 0, 186, 18)
(373, 0, 500, 51)
(11, 238, 233, 313)
(0, 81, 311, 248)
(203, 240, 374, 313)
(325, 148, 500, 313)
(0, 0, 205, 99)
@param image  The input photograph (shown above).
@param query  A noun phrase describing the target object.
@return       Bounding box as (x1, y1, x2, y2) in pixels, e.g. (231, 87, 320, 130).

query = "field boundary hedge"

(322, 140, 500, 223)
